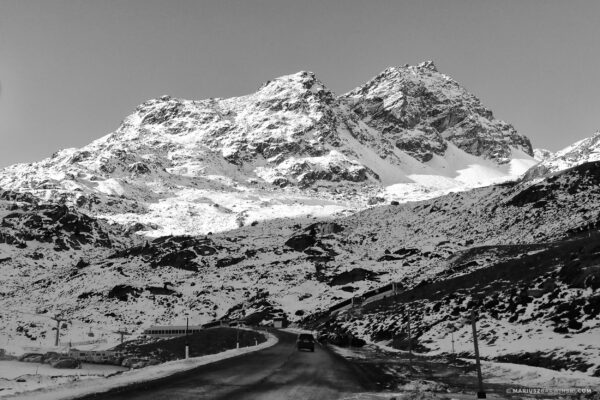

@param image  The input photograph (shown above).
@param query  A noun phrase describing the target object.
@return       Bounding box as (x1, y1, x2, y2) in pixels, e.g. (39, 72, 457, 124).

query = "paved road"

(79, 330, 379, 400)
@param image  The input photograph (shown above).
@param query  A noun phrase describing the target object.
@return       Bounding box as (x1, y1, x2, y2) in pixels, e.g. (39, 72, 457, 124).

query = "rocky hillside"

(2, 161, 599, 377)
(0, 189, 130, 345)
(0, 62, 536, 237)
(308, 161, 600, 376)
(328, 232, 600, 377)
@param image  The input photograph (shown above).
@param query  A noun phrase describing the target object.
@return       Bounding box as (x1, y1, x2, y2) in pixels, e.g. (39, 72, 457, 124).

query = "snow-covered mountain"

(0, 62, 536, 237)
(525, 131, 600, 179)
(5, 63, 599, 377)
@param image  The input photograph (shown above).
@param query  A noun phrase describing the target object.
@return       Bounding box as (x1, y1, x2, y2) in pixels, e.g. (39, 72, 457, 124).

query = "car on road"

(296, 333, 315, 352)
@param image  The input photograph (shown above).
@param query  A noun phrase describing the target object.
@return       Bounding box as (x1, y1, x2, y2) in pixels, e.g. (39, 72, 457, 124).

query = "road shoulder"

(4, 331, 278, 400)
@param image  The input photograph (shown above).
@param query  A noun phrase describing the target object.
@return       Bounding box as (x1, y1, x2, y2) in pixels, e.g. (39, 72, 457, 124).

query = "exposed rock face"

(342, 61, 533, 163)
(0, 189, 114, 251)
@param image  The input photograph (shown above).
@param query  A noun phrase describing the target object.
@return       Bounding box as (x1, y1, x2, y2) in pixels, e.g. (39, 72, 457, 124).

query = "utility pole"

(51, 316, 65, 347)
(471, 310, 486, 399)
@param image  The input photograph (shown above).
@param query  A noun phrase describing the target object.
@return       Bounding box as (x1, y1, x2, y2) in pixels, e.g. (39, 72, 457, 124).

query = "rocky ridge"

(525, 131, 600, 179)
(0, 62, 536, 237)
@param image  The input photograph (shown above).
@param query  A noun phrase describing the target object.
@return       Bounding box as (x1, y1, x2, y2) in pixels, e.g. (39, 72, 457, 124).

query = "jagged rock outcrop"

(533, 148, 554, 162)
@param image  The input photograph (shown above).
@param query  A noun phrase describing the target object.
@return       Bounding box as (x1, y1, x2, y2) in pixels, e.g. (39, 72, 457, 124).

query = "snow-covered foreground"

(372, 343, 600, 389)
(1, 332, 277, 399)
(338, 392, 509, 399)
(330, 344, 600, 397)
(481, 359, 600, 390)
(0, 361, 126, 380)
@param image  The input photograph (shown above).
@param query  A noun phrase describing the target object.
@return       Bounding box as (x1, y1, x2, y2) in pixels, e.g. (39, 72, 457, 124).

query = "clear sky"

(1, 0, 599, 167)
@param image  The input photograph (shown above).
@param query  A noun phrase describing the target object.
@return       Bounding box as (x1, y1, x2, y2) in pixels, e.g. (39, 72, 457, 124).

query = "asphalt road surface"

(79, 330, 380, 400)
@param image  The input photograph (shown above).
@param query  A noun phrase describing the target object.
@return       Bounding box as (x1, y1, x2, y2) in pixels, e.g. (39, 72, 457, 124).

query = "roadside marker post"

(406, 307, 413, 369)
(451, 330, 456, 366)
(185, 317, 189, 359)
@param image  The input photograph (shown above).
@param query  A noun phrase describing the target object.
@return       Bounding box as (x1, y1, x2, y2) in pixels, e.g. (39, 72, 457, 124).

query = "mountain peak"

(258, 70, 327, 94)
(379, 60, 440, 78)
(343, 63, 533, 163)
(417, 60, 438, 72)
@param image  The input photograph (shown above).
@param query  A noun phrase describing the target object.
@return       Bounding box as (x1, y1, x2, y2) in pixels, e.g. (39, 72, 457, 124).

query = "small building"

(68, 349, 122, 364)
(143, 325, 204, 338)
(273, 317, 285, 328)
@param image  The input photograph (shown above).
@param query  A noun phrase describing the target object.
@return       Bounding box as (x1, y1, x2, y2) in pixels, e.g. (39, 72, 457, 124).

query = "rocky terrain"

(1, 63, 599, 377)
(533, 148, 554, 162)
(1, 158, 600, 376)
(342, 61, 532, 163)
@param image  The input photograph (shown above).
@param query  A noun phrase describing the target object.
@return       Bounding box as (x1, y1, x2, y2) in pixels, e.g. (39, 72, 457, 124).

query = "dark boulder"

(216, 256, 245, 268)
(285, 234, 316, 252)
(146, 286, 177, 296)
(329, 268, 379, 286)
(107, 285, 141, 301)
(377, 254, 403, 261)
(153, 250, 198, 271)
(304, 222, 344, 236)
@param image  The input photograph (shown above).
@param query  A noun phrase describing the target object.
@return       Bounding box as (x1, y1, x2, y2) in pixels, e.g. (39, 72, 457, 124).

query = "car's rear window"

(299, 334, 314, 341)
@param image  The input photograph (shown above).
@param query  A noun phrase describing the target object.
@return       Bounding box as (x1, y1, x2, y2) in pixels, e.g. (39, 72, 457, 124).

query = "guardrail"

(326, 281, 402, 315)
